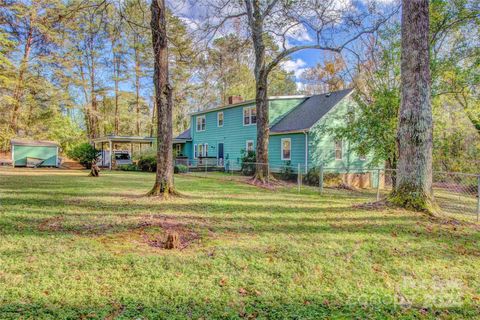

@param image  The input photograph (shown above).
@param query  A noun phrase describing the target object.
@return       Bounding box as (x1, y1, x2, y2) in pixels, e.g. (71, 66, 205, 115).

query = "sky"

(172, 0, 399, 89)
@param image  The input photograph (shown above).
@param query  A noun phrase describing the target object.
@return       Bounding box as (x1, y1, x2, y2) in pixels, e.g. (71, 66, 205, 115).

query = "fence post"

(319, 165, 324, 194)
(376, 169, 381, 201)
(477, 175, 480, 222)
(297, 163, 301, 192)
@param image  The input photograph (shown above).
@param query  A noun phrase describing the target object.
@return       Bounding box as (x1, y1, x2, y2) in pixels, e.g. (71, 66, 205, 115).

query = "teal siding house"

(173, 89, 371, 172)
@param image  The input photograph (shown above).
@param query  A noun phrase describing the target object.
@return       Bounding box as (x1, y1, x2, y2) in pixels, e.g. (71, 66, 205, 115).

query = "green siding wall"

(13, 145, 58, 167)
(307, 96, 372, 171)
(191, 98, 305, 166)
(268, 133, 306, 172)
(188, 95, 374, 173)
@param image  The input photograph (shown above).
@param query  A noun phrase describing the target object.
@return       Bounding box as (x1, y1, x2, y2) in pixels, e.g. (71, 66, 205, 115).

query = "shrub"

(240, 150, 256, 176)
(118, 164, 139, 171)
(137, 155, 157, 172)
(66, 143, 99, 168)
(279, 160, 296, 181)
(174, 164, 188, 174)
(304, 167, 320, 185)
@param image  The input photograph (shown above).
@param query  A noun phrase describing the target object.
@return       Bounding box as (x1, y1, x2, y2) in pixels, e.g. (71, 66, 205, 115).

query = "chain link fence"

(174, 159, 480, 222)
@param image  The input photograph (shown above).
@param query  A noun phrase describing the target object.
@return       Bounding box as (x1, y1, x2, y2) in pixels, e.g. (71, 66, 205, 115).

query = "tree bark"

(392, 0, 433, 211)
(148, 0, 175, 197)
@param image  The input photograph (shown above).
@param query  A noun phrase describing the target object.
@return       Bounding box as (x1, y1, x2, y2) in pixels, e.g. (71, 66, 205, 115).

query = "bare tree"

(189, 0, 397, 182)
(148, 0, 175, 197)
(392, 0, 433, 210)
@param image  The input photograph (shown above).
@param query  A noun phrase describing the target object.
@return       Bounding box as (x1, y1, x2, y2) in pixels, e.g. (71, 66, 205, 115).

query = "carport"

(92, 135, 154, 170)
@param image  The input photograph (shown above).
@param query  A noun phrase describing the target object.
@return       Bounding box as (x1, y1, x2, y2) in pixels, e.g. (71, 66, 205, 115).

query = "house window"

(246, 140, 254, 153)
(198, 144, 203, 157)
(335, 140, 343, 160)
(175, 144, 182, 156)
(204, 143, 208, 157)
(243, 106, 257, 125)
(196, 115, 206, 132)
(281, 138, 291, 160)
(217, 112, 223, 127)
(359, 152, 366, 161)
(194, 144, 198, 158)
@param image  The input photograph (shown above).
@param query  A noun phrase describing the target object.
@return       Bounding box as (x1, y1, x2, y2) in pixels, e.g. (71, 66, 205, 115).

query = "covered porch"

(92, 135, 154, 170)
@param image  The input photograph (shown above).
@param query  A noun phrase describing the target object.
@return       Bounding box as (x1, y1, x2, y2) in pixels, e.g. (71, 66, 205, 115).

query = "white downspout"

(304, 131, 308, 174)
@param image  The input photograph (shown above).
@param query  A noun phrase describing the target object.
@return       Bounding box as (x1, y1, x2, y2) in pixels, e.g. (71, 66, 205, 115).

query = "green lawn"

(0, 168, 479, 319)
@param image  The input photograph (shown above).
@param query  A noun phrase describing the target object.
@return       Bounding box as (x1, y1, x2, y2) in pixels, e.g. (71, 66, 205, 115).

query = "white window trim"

(194, 144, 198, 159)
(217, 112, 223, 127)
(281, 138, 291, 161)
(196, 115, 206, 132)
(335, 140, 343, 161)
(246, 140, 254, 152)
(243, 106, 257, 126)
(204, 143, 208, 157)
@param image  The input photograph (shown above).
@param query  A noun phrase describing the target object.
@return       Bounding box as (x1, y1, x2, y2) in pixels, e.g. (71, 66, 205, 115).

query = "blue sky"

(175, 0, 398, 86)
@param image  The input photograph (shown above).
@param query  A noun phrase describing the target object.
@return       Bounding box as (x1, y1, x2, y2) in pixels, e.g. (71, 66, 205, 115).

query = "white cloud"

(281, 59, 308, 78)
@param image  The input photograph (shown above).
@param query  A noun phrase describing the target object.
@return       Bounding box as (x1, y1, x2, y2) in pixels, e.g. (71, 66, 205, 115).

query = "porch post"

(109, 139, 112, 170)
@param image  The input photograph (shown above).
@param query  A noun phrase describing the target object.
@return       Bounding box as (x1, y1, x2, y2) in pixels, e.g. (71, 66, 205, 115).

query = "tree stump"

(164, 232, 180, 249)
(89, 160, 100, 177)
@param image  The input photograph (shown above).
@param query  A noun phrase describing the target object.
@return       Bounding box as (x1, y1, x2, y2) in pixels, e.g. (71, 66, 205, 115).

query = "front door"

(218, 143, 224, 166)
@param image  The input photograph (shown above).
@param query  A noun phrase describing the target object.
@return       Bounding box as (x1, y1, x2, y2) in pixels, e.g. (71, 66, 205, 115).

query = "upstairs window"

(217, 112, 224, 127)
(196, 115, 206, 132)
(335, 140, 343, 160)
(243, 106, 257, 125)
(281, 138, 291, 160)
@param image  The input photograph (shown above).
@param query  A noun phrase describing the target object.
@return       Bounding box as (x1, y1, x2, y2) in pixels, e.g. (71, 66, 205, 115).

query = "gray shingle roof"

(270, 88, 353, 133)
(175, 128, 191, 140)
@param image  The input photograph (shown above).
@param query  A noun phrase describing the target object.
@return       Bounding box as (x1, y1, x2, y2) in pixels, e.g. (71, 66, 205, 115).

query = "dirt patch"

(138, 218, 201, 250)
(38, 215, 64, 231)
(353, 200, 391, 211)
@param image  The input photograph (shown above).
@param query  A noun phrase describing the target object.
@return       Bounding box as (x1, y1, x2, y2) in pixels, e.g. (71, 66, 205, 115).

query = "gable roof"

(270, 88, 353, 134)
(175, 128, 191, 140)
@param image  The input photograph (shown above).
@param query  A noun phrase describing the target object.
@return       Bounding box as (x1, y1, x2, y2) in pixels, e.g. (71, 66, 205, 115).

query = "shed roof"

(11, 140, 59, 147)
(270, 88, 353, 134)
(175, 128, 191, 140)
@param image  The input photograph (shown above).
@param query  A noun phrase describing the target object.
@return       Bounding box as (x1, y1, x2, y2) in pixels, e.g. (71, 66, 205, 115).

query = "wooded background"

(1, 0, 479, 173)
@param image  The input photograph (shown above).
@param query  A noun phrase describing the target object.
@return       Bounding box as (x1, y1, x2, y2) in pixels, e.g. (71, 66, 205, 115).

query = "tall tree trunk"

(150, 97, 156, 137)
(246, 0, 269, 182)
(113, 53, 120, 135)
(148, 0, 175, 197)
(392, 0, 433, 211)
(134, 37, 141, 136)
(10, 23, 33, 134)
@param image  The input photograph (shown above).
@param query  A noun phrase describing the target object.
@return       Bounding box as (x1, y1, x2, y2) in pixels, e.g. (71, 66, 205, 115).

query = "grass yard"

(0, 168, 479, 319)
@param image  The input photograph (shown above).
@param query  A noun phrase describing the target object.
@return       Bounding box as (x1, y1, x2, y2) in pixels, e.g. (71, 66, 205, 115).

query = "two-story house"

(173, 88, 371, 172)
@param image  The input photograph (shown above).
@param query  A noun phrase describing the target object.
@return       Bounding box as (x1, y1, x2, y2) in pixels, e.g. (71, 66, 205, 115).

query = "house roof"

(11, 139, 59, 147)
(189, 95, 308, 116)
(270, 88, 353, 134)
(175, 128, 191, 140)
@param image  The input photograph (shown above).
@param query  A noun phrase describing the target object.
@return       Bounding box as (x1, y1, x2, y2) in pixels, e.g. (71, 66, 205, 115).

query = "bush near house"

(240, 150, 256, 176)
(137, 155, 157, 172)
(174, 164, 188, 173)
(66, 143, 99, 169)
